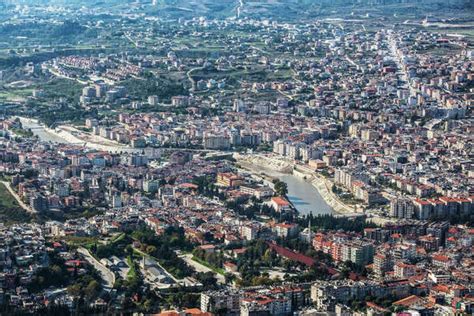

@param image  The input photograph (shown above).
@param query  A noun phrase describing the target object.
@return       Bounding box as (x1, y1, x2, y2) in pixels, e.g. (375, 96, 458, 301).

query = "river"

(20, 117, 144, 154)
(263, 169, 333, 216)
(20, 118, 71, 144)
(21, 118, 334, 216)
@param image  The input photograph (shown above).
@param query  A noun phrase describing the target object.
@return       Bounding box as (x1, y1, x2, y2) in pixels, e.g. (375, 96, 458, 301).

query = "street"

(77, 247, 115, 292)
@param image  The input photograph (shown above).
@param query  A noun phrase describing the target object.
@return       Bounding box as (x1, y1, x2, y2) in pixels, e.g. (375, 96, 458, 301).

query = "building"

(394, 261, 416, 279)
(82, 86, 96, 98)
(373, 254, 392, 278)
(148, 95, 159, 106)
(171, 96, 189, 107)
(112, 194, 122, 208)
(233, 99, 247, 112)
(241, 296, 291, 316)
(143, 180, 160, 193)
(200, 290, 241, 314)
(270, 197, 291, 213)
(254, 102, 270, 115)
(30, 194, 48, 212)
(311, 280, 410, 312)
(413, 198, 433, 220)
(390, 198, 415, 219)
(85, 118, 99, 129)
(95, 83, 107, 98)
(216, 173, 244, 188)
(240, 185, 273, 199)
(308, 159, 327, 170)
(204, 134, 230, 150)
(273, 223, 299, 238)
(240, 225, 258, 241)
(341, 241, 375, 266)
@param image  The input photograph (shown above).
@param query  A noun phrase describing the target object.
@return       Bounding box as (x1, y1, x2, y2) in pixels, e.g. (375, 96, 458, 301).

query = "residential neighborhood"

(0, 0, 472, 314)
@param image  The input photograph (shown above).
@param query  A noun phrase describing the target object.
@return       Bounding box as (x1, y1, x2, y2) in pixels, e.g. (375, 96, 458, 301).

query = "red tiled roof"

(271, 197, 290, 206)
(266, 242, 315, 267)
(432, 254, 450, 262)
(393, 295, 422, 307)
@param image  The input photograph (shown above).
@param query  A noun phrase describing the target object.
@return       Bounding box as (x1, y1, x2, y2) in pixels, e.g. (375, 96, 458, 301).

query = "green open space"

(191, 255, 226, 275)
(0, 182, 32, 225)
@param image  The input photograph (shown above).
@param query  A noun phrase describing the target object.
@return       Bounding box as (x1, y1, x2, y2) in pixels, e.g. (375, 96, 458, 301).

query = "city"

(0, 0, 472, 315)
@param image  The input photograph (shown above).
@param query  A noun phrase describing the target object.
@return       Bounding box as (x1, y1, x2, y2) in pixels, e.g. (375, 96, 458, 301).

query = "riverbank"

(292, 164, 360, 216)
(235, 154, 360, 217)
(18, 117, 142, 154)
(235, 153, 293, 173)
(311, 175, 359, 216)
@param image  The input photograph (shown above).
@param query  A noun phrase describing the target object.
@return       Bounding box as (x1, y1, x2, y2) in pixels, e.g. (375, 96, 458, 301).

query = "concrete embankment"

(18, 116, 142, 154)
(292, 165, 359, 216)
(236, 154, 358, 217)
(311, 175, 358, 216)
(234, 153, 293, 173)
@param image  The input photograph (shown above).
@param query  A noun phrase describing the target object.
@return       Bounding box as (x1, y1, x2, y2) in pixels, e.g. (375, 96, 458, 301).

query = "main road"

(77, 247, 115, 292)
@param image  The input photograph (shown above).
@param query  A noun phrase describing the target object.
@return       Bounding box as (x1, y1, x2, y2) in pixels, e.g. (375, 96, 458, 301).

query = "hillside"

(146, 0, 473, 20)
(1, 0, 472, 20)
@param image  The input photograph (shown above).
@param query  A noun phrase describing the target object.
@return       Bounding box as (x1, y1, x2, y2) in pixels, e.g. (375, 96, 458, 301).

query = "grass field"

(0, 88, 33, 101)
(55, 235, 99, 249)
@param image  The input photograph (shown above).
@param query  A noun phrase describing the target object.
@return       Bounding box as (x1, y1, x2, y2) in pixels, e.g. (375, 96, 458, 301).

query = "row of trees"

(131, 227, 194, 279)
(297, 214, 377, 233)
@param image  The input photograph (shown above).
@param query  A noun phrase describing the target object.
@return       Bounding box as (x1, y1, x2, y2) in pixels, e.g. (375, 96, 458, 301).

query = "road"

(186, 66, 204, 92)
(45, 66, 89, 85)
(310, 177, 358, 215)
(345, 56, 358, 68)
(124, 32, 140, 48)
(77, 247, 115, 292)
(386, 32, 416, 98)
(276, 88, 296, 101)
(250, 45, 267, 55)
(179, 253, 225, 285)
(236, 0, 244, 18)
(1, 181, 36, 214)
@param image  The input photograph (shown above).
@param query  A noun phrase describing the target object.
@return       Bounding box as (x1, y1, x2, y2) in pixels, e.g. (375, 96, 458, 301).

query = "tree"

(224, 273, 235, 285)
(84, 280, 100, 300)
(143, 299, 154, 312)
(145, 245, 157, 254)
(196, 272, 217, 288)
(274, 180, 288, 197)
(68, 284, 81, 297)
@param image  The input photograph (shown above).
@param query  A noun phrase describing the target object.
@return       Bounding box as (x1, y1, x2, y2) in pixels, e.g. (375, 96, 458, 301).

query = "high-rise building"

(390, 198, 414, 219)
(201, 290, 241, 314)
(373, 253, 392, 278)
